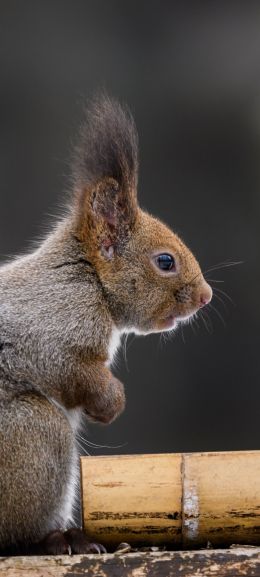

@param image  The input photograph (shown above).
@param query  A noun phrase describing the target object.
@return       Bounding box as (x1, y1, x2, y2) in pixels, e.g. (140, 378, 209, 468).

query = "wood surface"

(0, 548, 259, 576)
(81, 451, 260, 548)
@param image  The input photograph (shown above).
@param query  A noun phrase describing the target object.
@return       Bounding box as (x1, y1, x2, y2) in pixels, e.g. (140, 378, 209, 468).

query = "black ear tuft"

(71, 95, 139, 245)
(72, 94, 138, 196)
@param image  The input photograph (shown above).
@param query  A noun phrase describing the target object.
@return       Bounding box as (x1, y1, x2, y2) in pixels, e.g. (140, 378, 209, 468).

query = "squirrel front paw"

(85, 376, 125, 425)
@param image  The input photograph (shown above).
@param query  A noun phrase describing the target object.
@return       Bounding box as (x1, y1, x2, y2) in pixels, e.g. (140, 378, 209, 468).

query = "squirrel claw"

(29, 528, 106, 555)
(64, 527, 107, 554)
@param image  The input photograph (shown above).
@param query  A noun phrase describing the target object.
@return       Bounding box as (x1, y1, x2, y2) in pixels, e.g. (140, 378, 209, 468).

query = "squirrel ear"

(74, 176, 137, 257)
(92, 177, 137, 230)
(93, 178, 120, 227)
(71, 95, 138, 255)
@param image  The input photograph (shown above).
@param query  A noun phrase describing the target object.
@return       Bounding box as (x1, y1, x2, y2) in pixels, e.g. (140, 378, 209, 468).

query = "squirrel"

(0, 95, 212, 555)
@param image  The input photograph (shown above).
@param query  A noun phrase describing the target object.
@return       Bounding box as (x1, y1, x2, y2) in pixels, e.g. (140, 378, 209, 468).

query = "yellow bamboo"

(81, 451, 260, 548)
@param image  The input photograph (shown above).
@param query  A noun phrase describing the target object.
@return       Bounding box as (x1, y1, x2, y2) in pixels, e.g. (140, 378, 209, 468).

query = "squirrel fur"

(0, 95, 212, 552)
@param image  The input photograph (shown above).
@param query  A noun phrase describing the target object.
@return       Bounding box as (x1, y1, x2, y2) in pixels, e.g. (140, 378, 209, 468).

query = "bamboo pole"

(81, 451, 260, 548)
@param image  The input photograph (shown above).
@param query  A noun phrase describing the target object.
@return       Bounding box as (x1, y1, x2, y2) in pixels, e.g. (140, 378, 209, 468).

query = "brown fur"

(0, 95, 211, 552)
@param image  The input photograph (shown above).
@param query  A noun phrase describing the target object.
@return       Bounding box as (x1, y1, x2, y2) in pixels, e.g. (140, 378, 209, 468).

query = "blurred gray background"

(0, 1, 259, 455)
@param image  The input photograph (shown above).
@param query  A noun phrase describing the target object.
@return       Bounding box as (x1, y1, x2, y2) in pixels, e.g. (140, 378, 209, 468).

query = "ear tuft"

(71, 95, 139, 247)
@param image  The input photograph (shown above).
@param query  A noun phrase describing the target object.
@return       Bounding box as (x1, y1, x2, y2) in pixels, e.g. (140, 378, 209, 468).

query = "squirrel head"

(71, 96, 212, 334)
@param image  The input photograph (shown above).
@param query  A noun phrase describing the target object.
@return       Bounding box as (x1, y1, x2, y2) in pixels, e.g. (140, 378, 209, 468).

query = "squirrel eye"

(155, 253, 176, 272)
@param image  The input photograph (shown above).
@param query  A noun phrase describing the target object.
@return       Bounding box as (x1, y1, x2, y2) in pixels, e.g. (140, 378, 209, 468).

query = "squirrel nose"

(199, 281, 212, 308)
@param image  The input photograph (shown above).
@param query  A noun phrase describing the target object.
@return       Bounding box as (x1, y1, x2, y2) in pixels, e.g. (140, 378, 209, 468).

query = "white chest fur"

(107, 326, 122, 366)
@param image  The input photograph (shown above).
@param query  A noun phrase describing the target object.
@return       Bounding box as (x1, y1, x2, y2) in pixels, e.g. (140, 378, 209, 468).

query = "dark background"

(0, 1, 259, 455)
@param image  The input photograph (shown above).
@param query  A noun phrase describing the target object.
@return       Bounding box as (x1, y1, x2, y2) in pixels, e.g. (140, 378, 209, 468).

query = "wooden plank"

(0, 548, 259, 576)
(81, 451, 260, 547)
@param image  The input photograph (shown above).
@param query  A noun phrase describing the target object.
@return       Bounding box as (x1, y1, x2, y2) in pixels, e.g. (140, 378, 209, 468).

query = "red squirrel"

(0, 96, 212, 554)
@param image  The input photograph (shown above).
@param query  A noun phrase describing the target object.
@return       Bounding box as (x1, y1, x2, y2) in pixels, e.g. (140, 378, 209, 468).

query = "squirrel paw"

(85, 377, 126, 424)
(64, 528, 107, 554)
(35, 530, 71, 555)
(31, 529, 106, 555)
